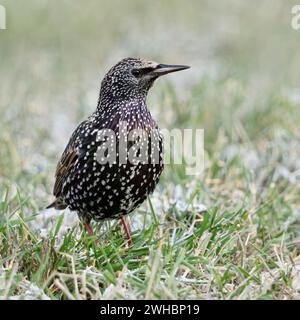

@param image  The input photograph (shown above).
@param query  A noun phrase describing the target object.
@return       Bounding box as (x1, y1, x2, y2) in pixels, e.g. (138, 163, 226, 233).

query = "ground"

(0, 0, 300, 299)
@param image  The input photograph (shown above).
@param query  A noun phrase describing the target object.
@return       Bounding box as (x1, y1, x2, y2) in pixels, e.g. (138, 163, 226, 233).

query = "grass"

(1, 0, 300, 300)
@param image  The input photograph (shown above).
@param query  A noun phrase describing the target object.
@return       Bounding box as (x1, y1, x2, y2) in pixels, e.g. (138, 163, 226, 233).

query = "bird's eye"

(132, 69, 142, 77)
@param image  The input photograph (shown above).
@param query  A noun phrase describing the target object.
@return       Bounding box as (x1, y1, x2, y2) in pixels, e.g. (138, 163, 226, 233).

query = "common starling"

(47, 58, 189, 243)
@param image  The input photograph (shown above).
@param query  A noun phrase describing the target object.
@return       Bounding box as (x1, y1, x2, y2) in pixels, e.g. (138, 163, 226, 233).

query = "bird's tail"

(46, 198, 68, 210)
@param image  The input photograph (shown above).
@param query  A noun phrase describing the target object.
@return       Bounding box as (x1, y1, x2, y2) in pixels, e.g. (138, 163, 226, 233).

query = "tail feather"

(46, 198, 68, 210)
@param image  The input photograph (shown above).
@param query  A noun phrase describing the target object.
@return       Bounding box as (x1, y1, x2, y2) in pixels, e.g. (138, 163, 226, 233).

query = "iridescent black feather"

(48, 58, 189, 226)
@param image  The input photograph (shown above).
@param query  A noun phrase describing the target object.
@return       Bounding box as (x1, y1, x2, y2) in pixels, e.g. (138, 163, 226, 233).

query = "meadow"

(0, 0, 300, 299)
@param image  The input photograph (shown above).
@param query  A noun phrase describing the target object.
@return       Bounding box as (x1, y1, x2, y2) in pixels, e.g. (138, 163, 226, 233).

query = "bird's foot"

(83, 222, 99, 246)
(120, 217, 133, 246)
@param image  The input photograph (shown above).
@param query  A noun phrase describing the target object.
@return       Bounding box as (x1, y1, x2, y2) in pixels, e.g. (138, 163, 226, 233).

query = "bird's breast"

(63, 108, 164, 219)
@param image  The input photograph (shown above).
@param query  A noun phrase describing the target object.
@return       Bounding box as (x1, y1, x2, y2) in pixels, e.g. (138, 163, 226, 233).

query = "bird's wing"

(53, 144, 78, 197)
(52, 120, 88, 197)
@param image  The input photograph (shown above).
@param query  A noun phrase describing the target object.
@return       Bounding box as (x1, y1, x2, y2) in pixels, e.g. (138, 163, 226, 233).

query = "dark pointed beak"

(151, 63, 190, 76)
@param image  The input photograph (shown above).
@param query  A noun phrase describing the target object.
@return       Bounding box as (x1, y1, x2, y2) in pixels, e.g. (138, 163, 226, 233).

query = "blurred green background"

(0, 0, 300, 197)
(0, 0, 299, 201)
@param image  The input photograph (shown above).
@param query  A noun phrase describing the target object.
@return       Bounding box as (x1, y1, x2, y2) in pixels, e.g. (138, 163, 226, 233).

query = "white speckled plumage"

(48, 57, 189, 228)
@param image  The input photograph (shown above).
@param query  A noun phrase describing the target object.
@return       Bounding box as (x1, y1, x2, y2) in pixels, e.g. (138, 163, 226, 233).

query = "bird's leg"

(83, 221, 99, 246)
(84, 222, 93, 237)
(120, 216, 132, 246)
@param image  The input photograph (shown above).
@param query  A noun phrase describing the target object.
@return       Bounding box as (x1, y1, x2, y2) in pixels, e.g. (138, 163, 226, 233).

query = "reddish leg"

(121, 217, 132, 246)
(84, 222, 99, 246)
(84, 222, 93, 237)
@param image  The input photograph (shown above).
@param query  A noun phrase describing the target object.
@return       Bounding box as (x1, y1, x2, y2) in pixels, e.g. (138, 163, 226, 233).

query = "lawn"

(0, 0, 300, 299)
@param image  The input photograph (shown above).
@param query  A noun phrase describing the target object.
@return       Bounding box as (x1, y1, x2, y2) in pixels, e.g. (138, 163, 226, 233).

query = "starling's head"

(99, 57, 190, 102)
